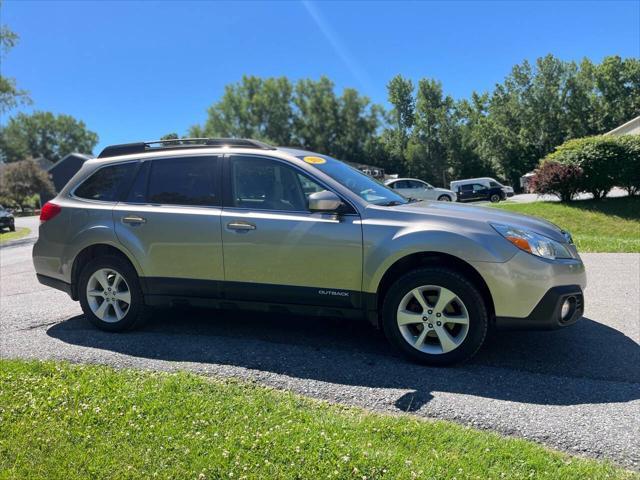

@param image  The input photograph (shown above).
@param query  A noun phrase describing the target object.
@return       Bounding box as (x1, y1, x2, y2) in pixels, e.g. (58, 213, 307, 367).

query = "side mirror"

(308, 190, 343, 212)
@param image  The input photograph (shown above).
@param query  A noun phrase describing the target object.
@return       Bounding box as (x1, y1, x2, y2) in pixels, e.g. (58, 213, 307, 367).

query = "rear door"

(457, 184, 474, 201)
(220, 154, 363, 309)
(114, 155, 224, 298)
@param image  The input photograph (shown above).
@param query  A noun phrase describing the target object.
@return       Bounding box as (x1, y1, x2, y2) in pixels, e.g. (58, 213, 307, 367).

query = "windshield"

(285, 150, 408, 206)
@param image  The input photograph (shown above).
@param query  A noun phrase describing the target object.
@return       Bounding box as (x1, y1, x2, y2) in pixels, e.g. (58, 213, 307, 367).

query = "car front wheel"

(79, 255, 146, 331)
(490, 194, 501, 203)
(382, 267, 488, 366)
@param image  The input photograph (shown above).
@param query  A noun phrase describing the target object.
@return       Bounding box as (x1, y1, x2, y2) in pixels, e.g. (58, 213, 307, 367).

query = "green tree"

(469, 55, 640, 187)
(333, 88, 382, 163)
(407, 79, 455, 186)
(160, 132, 179, 146)
(451, 94, 498, 180)
(195, 76, 294, 145)
(385, 75, 414, 159)
(0, 159, 54, 207)
(292, 77, 340, 152)
(0, 20, 31, 114)
(0, 111, 98, 164)
(592, 56, 640, 132)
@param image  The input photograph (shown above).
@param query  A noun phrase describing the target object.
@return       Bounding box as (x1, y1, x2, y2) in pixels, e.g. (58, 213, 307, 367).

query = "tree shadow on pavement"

(47, 309, 640, 411)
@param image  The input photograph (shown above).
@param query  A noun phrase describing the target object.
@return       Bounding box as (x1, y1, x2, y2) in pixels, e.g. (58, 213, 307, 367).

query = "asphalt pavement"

(1, 216, 638, 470)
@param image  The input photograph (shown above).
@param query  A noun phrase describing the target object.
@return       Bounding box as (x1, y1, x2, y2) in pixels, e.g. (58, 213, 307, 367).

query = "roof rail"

(97, 138, 276, 159)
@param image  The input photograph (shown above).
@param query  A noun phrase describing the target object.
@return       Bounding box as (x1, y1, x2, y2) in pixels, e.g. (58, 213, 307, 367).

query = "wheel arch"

(70, 243, 142, 300)
(374, 251, 495, 326)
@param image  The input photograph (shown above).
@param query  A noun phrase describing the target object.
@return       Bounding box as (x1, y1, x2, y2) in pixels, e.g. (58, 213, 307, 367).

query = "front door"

(114, 155, 224, 298)
(220, 155, 363, 309)
(471, 183, 490, 201)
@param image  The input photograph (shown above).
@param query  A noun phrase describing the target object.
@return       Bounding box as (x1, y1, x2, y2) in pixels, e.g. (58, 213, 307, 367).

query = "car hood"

(388, 200, 568, 243)
(0, 211, 12, 218)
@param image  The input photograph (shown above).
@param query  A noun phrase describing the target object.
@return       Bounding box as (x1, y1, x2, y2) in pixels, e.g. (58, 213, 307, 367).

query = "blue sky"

(3, 0, 640, 154)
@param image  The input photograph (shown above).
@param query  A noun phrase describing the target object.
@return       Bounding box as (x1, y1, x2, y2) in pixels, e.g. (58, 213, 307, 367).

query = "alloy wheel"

(86, 268, 131, 323)
(396, 285, 470, 354)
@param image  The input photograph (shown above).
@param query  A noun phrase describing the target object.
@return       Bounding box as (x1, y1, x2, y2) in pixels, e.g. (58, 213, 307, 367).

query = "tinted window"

(489, 181, 501, 188)
(231, 156, 312, 211)
(147, 157, 217, 206)
(460, 184, 473, 192)
(75, 163, 137, 202)
(472, 184, 487, 191)
(407, 180, 425, 189)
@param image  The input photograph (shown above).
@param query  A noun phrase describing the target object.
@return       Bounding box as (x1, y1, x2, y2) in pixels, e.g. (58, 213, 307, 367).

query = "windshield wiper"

(378, 200, 406, 206)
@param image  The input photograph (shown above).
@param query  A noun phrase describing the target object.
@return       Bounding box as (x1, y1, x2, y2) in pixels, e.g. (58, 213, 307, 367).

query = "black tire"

(78, 255, 147, 332)
(490, 194, 501, 203)
(437, 195, 451, 202)
(9, 224, 15, 232)
(381, 267, 488, 366)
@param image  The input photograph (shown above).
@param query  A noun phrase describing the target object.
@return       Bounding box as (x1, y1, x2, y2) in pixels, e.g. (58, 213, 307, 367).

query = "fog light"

(561, 296, 575, 322)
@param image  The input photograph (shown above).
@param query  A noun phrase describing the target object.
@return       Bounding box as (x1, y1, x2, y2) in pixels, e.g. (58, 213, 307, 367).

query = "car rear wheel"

(79, 255, 147, 331)
(382, 267, 488, 366)
(490, 194, 501, 203)
(437, 195, 451, 202)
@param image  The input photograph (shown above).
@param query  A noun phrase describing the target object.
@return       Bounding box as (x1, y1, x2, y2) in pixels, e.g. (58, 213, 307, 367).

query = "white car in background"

(384, 178, 457, 202)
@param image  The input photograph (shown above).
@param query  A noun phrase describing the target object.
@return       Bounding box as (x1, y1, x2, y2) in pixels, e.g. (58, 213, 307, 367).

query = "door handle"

(227, 221, 256, 231)
(122, 215, 146, 224)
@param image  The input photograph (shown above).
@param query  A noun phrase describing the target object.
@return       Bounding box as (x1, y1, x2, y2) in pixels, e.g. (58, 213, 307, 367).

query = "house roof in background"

(46, 153, 93, 172)
(606, 115, 640, 136)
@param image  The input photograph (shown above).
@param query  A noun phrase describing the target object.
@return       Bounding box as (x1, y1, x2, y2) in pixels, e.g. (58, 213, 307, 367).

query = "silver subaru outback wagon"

(33, 138, 586, 365)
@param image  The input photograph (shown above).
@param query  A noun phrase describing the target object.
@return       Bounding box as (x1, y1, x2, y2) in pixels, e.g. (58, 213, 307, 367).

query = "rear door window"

(74, 162, 137, 202)
(147, 156, 218, 206)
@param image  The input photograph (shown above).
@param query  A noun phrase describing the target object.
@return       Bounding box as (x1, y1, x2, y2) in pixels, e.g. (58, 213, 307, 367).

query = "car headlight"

(491, 223, 574, 260)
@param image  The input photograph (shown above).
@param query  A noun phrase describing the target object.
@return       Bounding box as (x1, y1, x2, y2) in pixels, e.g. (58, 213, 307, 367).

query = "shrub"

(543, 135, 637, 199)
(531, 161, 583, 202)
(616, 135, 640, 196)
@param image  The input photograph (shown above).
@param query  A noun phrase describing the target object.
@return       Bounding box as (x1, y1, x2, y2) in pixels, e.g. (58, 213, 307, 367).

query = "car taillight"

(40, 202, 61, 223)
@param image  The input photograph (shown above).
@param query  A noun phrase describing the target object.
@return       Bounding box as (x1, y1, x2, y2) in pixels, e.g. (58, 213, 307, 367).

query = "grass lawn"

(495, 196, 640, 253)
(0, 227, 30, 244)
(0, 360, 634, 479)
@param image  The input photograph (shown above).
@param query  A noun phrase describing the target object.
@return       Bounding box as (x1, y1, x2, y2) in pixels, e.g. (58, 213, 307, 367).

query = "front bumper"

(0, 217, 14, 227)
(495, 285, 584, 330)
(470, 250, 586, 319)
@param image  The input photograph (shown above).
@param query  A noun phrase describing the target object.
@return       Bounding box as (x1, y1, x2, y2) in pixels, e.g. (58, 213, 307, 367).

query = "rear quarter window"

(74, 163, 137, 202)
